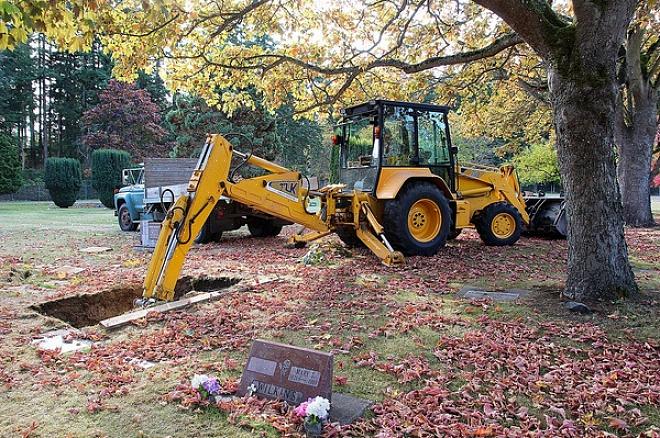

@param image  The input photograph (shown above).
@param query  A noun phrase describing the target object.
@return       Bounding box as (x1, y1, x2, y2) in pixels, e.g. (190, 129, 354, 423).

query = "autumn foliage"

(81, 80, 167, 161)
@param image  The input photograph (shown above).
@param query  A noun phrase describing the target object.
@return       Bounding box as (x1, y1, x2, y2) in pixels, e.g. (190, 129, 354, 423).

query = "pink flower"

(294, 401, 309, 417)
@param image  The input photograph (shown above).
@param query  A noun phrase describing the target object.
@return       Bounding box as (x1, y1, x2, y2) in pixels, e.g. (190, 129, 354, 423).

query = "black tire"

(383, 182, 452, 256)
(196, 221, 222, 244)
(118, 204, 138, 232)
(448, 228, 462, 240)
(248, 218, 282, 237)
(336, 227, 365, 248)
(474, 202, 523, 246)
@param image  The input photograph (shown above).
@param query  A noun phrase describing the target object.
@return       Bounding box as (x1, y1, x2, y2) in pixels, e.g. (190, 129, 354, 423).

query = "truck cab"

(114, 166, 145, 232)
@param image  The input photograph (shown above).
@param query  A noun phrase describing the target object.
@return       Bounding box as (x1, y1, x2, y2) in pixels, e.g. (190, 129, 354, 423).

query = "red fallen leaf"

(223, 357, 239, 370)
(609, 418, 628, 430)
(86, 400, 104, 414)
(474, 426, 494, 437)
(20, 421, 38, 438)
(335, 375, 348, 386)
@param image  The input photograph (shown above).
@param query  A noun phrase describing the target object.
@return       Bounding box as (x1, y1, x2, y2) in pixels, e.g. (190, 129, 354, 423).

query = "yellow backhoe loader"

(142, 100, 534, 302)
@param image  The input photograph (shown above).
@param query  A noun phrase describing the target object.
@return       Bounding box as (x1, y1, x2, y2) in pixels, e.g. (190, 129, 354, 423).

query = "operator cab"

(333, 100, 457, 193)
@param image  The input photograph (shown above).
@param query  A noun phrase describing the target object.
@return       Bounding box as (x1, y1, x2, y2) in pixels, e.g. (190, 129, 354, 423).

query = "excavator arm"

(142, 134, 402, 302)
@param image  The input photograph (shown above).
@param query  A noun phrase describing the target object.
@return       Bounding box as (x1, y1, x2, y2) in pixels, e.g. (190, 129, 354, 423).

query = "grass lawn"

(0, 201, 658, 437)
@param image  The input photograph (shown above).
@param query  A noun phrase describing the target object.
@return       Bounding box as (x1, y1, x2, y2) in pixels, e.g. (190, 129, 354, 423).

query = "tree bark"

(544, 0, 638, 300)
(549, 66, 638, 300)
(616, 112, 657, 228)
(475, 0, 640, 301)
(615, 26, 658, 228)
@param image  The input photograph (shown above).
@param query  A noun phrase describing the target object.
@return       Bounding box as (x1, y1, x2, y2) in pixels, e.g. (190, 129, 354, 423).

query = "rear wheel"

(118, 204, 138, 232)
(248, 218, 283, 237)
(475, 202, 523, 246)
(383, 182, 451, 256)
(196, 221, 222, 244)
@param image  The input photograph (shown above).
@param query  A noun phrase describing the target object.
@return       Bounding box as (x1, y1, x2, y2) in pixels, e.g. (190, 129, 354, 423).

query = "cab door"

(416, 110, 454, 191)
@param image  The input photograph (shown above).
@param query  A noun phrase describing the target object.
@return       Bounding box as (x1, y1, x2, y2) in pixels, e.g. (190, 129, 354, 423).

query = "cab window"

(383, 107, 415, 166)
(343, 118, 375, 168)
(418, 111, 450, 166)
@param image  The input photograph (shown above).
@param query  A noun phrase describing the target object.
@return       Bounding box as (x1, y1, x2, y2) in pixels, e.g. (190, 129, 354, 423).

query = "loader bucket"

(524, 196, 567, 238)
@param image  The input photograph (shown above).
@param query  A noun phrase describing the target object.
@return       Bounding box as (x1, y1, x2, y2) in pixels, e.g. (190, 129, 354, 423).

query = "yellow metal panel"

(376, 167, 452, 199)
(454, 200, 471, 228)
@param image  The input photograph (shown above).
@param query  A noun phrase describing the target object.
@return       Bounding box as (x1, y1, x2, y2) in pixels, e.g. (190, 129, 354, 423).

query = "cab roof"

(341, 100, 451, 118)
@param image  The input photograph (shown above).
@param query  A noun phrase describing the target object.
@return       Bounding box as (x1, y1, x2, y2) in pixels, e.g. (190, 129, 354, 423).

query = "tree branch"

(190, 32, 524, 77)
(472, 0, 570, 59)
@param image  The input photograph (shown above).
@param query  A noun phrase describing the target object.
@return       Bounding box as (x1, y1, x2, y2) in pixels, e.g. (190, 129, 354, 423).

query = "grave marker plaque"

(237, 339, 333, 405)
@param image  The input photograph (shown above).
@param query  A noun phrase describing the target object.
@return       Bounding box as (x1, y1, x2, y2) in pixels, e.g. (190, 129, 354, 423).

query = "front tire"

(474, 202, 523, 246)
(383, 182, 451, 256)
(118, 204, 138, 232)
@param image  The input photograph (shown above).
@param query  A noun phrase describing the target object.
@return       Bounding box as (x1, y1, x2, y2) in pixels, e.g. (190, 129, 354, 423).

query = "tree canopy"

(81, 79, 168, 160)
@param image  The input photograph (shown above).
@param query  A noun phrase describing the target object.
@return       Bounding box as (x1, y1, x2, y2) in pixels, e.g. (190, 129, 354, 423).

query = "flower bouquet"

(294, 396, 330, 437)
(190, 374, 222, 401)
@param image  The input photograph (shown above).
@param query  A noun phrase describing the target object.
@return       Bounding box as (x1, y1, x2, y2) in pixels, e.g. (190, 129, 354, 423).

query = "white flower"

(305, 396, 330, 419)
(190, 374, 209, 390)
(247, 383, 257, 395)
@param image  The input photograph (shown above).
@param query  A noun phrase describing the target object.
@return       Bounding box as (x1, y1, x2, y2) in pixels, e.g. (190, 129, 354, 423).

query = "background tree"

(44, 157, 81, 208)
(165, 93, 279, 159)
(0, 133, 22, 194)
(615, 6, 659, 227)
(48, 40, 113, 159)
(513, 142, 560, 188)
(165, 93, 325, 177)
(91, 149, 132, 208)
(275, 103, 326, 177)
(0, 42, 35, 168)
(81, 80, 168, 161)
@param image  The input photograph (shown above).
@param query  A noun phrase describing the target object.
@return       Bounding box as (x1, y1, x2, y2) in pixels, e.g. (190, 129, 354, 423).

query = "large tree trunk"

(617, 113, 657, 228)
(549, 67, 637, 300)
(475, 0, 639, 302)
(615, 26, 658, 228)
(545, 3, 638, 301)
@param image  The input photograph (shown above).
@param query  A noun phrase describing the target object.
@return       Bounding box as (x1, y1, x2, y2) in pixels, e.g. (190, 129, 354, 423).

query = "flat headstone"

(329, 392, 372, 425)
(458, 285, 528, 302)
(237, 339, 333, 405)
(80, 246, 112, 253)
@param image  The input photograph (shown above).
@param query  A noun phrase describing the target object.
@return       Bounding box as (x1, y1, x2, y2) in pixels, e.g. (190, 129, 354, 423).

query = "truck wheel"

(248, 218, 282, 237)
(475, 202, 523, 246)
(383, 182, 451, 256)
(118, 204, 138, 232)
(336, 228, 364, 248)
(196, 221, 222, 244)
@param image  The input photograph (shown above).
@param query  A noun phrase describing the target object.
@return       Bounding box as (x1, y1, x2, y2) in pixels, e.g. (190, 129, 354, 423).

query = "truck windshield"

(339, 116, 378, 192)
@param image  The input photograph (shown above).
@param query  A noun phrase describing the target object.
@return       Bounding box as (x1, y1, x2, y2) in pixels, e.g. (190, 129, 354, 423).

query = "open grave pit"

(31, 275, 241, 328)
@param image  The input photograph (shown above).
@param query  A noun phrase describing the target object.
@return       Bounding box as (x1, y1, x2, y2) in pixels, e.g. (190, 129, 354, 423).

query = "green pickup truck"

(114, 166, 144, 232)
(113, 159, 290, 243)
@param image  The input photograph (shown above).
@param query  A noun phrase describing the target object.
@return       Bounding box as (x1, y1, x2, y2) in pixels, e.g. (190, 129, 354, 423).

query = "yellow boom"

(143, 134, 403, 302)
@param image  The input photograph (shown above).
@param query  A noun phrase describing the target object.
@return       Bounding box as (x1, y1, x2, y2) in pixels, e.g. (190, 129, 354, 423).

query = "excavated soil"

(32, 276, 241, 328)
